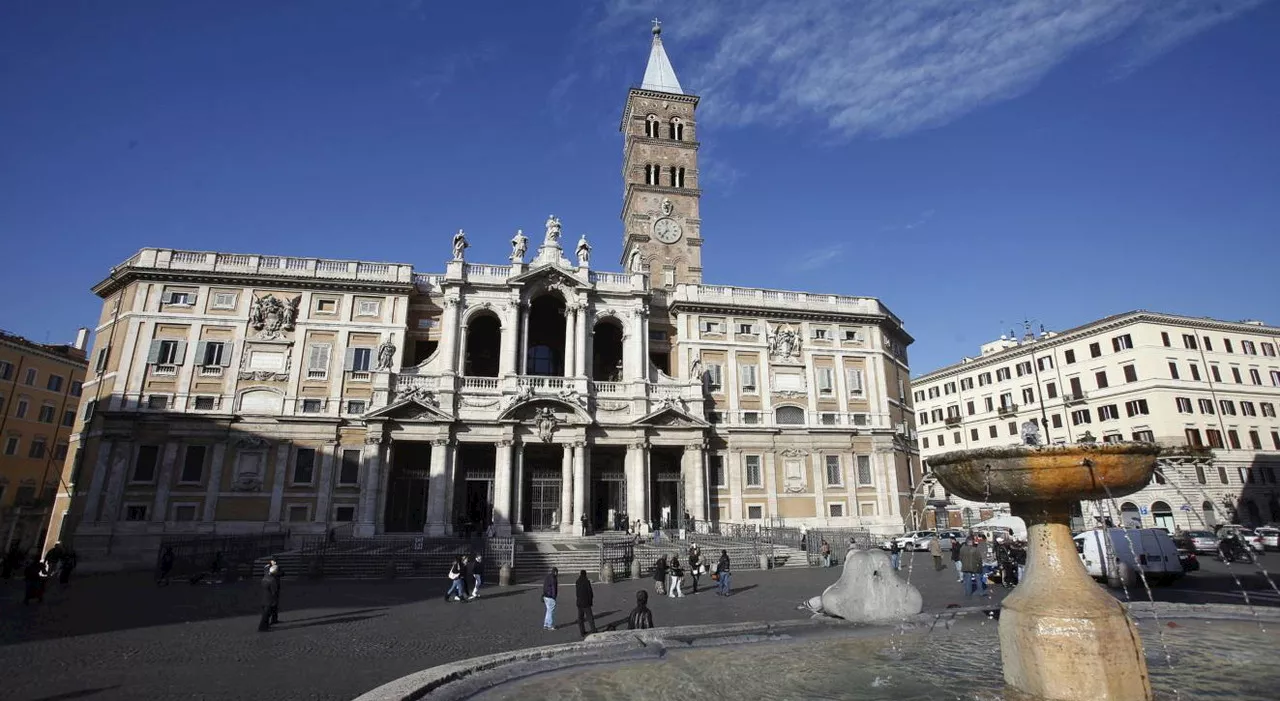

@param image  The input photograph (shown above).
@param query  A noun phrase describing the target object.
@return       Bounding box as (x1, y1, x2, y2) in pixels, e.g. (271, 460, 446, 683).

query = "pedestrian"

(58, 548, 76, 586)
(2, 544, 23, 579)
(627, 589, 654, 630)
(575, 569, 597, 637)
(158, 546, 176, 586)
(258, 562, 280, 632)
(668, 555, 684, 598)
(22, 557, 48, 605)
(959, 536, 988, 598)
(581, 513, 589, 537)
(950, 537, 963, 582)
(471, 554, 485, 598)
(44, 542, 66, 578)
(1013, 542, 1027, 585)
(982, 537, 999, 585)
(445, 555, 467, 601)
(889, 539, 902, 571)
(462, 553, 477, 601)
(688, 545, 702, 593)
(542, 567, 559, 631)
(930, 536, 944, 571)
(653, 555, 668, 596)
(715, 549, 732, 596)
(820, 539, 832, 567)
(268, 559, 282, 623)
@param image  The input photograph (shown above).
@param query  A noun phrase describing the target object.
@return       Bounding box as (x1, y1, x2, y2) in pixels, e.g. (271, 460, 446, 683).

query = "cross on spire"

(652, 17, 661, 35)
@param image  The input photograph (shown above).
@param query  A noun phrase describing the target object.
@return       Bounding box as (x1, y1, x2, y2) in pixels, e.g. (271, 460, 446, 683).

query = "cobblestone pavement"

(1, 552, 1276, 701)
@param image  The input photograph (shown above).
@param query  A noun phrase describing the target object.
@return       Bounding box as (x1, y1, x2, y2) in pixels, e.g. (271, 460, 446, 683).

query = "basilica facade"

(47, 25, 920, 564)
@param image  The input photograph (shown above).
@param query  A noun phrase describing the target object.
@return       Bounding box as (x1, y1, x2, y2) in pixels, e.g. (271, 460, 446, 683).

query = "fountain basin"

(926, 442, 1160, 504)
(353, 605, 1280, 701)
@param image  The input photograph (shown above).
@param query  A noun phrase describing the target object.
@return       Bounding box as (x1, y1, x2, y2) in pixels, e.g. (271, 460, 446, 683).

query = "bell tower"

(620, 19, 702, 287)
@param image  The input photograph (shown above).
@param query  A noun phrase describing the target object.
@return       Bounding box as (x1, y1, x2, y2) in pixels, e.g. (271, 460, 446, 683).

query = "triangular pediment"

(633, 404, 709, 428)
(508, 263, 585, 289)
(363, 396, 452, 423)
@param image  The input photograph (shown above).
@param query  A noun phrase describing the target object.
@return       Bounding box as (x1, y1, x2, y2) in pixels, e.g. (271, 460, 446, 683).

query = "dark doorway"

(649, 447, 682, 529)
(590, 447, 627, 530)
(521, 444, 564, 531)
(526, 294, 566, 376)
(384, 442, 431, 532)
(649, 352, 670, 376)
(592, 321, 624, 381)
(464, 314, 501, 377)
(454, 444, 495, 535)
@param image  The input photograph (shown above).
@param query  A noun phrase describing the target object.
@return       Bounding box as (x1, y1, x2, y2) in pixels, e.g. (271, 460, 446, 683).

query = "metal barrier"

(156, 532, 291, 583)
(804, 529, 874, 566)
(599, 538, 635, 578)
(296, 534, 515, 578)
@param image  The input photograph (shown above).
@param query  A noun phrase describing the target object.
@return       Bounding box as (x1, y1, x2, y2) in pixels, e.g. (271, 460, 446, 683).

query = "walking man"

(158, 547, 175, 586)
(889, 539, 902, 571)
(959, 536, 988, 598)
(257, 562, 280, 632)
(930, 536, 944, 571)
(471, 554, 485, 599)
(575, 569, 597, 637)
(715, 549, 732, 596)
(542, 567, 559, 631)
(950, 536, 963, 582)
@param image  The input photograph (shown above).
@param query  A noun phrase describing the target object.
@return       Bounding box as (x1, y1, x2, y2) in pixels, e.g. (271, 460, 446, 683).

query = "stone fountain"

(927, 424, 1161, 701)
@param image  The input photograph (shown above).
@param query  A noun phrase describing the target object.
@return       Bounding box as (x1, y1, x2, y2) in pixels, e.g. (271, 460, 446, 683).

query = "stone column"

(150, 442, 180, 522)
(375, 442, 392, 534)
(439, 297, 462, 374)
(81, 439, 116, 523)
(267, 442, 291, 523)
(493, 440, 514, 535)
(631, 307, 648, 381)
(512, 443, 525, 532)
(498, 303, 518, 377)
(314, 444, 336, 526)
(625, 442, 646, 529)
(101, 440, 134, 523)
(684, 443, 706, 522)
(572, 441, 588, 533)
(562, 306, 577, 378)
(202, 443, 226, 523)
(354, 439, 382, 536)
(426, 438, 452, 536)
(574, 304, 588, 377)
(518, 303, 530, 375)
(559, 444, 574, 533)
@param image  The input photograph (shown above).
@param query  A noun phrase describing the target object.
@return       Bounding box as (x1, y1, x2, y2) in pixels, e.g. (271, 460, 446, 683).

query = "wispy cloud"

(596, 0, 1268, 138)
(409, 41, 504, 102)
(789, 243, 847, 272)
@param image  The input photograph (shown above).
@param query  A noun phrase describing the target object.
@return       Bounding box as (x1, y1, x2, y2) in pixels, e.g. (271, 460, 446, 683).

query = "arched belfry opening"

(525, 294, 567, 376)
(463, 313, 501, 377)
(592, 320, 624, 381)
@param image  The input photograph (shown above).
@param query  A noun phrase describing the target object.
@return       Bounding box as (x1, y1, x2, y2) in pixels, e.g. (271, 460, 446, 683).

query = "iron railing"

(803, 529, 875, 565)
(296, 534, 515, 578)
(599, 538, 636, 578)
(156, 532, 292, 583)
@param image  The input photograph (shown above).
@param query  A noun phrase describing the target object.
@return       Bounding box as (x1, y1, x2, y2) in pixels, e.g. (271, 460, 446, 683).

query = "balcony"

(945, 415, 962, 426)
(198, 365, 224, 378)
(998, 404, 1019, 417)
(1063, 392, 1088, 406)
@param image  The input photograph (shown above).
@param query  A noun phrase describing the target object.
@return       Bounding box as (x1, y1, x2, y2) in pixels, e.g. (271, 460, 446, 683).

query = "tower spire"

(641, 18, 684, 94)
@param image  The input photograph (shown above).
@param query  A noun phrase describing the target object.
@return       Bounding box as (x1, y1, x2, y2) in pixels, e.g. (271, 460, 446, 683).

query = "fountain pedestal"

(928, 442, 1159, 701)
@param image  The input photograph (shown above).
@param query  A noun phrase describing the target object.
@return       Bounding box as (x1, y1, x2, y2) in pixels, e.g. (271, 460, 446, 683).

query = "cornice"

(667, 299, 897, 328)
(94, 268, 416, 299)
(0, 336, 88, 369)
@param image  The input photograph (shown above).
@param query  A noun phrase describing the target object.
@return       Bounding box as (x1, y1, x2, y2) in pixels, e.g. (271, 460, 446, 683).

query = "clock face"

(652, 217, 683, 244)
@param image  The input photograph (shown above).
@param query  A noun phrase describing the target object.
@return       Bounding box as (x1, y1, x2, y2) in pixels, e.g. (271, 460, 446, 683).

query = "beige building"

(1, 328, 88, 556)
(46, 25, 921, 566)
(913, 311, 1280, 532)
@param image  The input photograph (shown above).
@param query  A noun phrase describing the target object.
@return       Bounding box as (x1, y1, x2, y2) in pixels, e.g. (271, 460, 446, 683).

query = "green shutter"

(195, 342, 208, 366)
(146, 340, 162, 364)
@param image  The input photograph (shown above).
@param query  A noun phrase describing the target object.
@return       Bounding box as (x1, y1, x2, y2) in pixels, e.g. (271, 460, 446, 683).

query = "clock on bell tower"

(620, 20, 702, 287)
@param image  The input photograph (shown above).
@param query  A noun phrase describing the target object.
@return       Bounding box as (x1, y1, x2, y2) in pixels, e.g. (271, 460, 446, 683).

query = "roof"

(640, 23, 684, 94)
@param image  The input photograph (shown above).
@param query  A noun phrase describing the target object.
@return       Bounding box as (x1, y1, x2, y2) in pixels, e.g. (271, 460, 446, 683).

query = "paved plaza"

(2, 552, 1278, 701)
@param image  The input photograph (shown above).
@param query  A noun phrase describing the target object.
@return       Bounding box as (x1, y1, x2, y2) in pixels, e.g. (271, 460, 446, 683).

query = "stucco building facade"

(47, 25, 921, 565)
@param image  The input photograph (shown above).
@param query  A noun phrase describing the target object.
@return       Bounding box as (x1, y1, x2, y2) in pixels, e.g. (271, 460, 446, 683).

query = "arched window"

(463, 314, 501, 377)
(524, 294, 567, 377)
(1119, 501, 1141, 528)
(668, 166, 685, 188)
(591, 320, 624, 381)
(775, 406, 805, 425)
(644, 164, 658, 185)
(1151, 501, 1174, 531)
(1202, 500, 1217, 528)
(669, 117, 683, 140)
(645, 115, 659, 138)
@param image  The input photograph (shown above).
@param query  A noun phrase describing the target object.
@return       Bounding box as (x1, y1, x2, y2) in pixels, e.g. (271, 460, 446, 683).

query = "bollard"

(631, 559, 641, 580)
(599, 563, 614, 584)
(498, 564, 512, 586)
(759, 554, 771, 570)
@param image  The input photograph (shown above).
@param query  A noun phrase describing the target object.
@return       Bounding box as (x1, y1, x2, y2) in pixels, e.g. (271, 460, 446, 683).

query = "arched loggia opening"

(525, 294, 566, 376)
(463, 314, 501, 377)
(592, 320, 624, 381)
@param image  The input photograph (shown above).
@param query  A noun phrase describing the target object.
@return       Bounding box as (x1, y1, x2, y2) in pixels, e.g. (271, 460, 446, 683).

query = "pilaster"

(626, 441, 646, 528)
(727, 450, 743, 521)
(81, 438, 116, 522)
(314, 443, 336, 525)
(440, 296, 462, 375)
(559, 444, 574, 533)
(572, 441, 587, 532)
(425, 438, 452, 536)
(202, 443, 226, 522)
(101, 440, 134, 523)
(267, 442, 291, 522)
(150, 442, 180, 522)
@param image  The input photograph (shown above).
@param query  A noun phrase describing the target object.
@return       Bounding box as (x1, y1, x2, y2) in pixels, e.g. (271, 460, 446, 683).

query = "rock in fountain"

(928, 421, 1160, 701)
(804, 547, 922, 623)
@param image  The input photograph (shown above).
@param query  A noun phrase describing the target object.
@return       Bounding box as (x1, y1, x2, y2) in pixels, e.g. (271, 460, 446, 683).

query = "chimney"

(73, 327, 88, 350)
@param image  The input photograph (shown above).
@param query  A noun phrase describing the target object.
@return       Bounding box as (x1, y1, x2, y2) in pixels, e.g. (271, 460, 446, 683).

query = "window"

(742, 411, 759, 424)
(828, 503, 844, 518)
(348, 347, 372, 373)
(989, 425, 998, 438)
(775, 406, 805, 425)
(812, 327, 829, 340)
(747, 505, 764, 520)
(1263, 342, 1276, 357)
(978, 372, 991, 386)
(1241, 340, 1257, 355)
(149, 339, 183, 366)
(70, 380, 82, 397)
(1273, 370, 1280, 386)
(745, 456, 762, 487)
(928, 387, 940, 399)
(301, 399, 323, 414)
(1008, 421, 1018, 435)
(307, 344, 331, 379)
(147, 395, 169, 410)
(1051, 414, 1062, 428)
(339, 449, 361, 485)
(740, 364, 758, 392)
(820, 413, 837, 426)
(1219, 399, 1236, 416)
(700, 319, 723, 334)
(1249, 431, 1263, 450)
(999, 392, 1014, 409)
(708, 455, 725, 487)
(970, 428, 979, 441)
(1262, 402, 1276, 418)
(196, 341, 226, 368)
(825, 455, 842, 486)
(124, 505, 148, 522)
(737, 323, 754, 335)
(293, 448, 317, 484)
(1210, 365, 1222, 383)
(1231, 367, 1243, 383)
(966, 400, 975, 416)
(181, 446, 206, 483)
(1169, 362, 1180, 380)
(211, 292, 237, 309)
(28, 438, 46, 458)
(817, 368, 835, 395)
(133, 445, 159, 482)
(1122, 365, 1137, 383)
(845, 368, 864, 396)
(953, 431, 961, 444)
(1021, 388, 1035, 404)
(1182, 334, 1197, 350)
(1037, 356, 1054, 371)
(1064, 349, 1076, 364)
(61, 410, 75, 427)
(984, 397, 994, 412)
(316, 299, 338, 314)
(46, 375, 64, 392)
(193, 396, 216, 411)
(1125, 399, 1149, 417)
(83, 399, 97, 422)
(346, 400, 367, 415)
(1071, 409, 1092, 426)
(1250, 368, 1262, 385)
(1274, 431, 1280, 450)
(1227, 430, 1241, 450)
(3, 437, 17, 455)
(287, 505, 310, 523)
(1241, 401, 1256, 417)
(356, 299, 381, 317)
(1224, 338, 1235, 353)
(996, 368, 1011, 381)
(1198, 398, 1215, 414)
(1161, 331, 1171, 347)
(38, 405, 55, 423)
(856, 455, 872, 485)
(173, 504, 198, 522)
(1132, 430, 1154, 443)
(931, 409, 943, 422)
(943, 381, 956, 395)
(1202, 336, 1214, 351)
(1190, 364, 1202, 381)
(24, 367, 37, 385)
(1015, 361, 1032, 377)
(1206, 429, 1224, 449)
(1098, 405, 1119, 421)
(0, 360, 10, 380)
(1112, 334, 1132, 352)
(164, 290, 195, 306)
(705, 363, 723, 391)
(937, 434, 944, 447)
(1094, 371, 1109, 389)
(1045, 382, 1058, 399)
(94, 347, 109, 373)
(1089, 342, 1102, 358)
(843, 328, 861, 342)
(921, 437, 929, 449)
(960, 377, 974, 390)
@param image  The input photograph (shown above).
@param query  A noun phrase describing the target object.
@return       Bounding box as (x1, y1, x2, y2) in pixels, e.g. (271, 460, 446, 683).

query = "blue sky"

(2, 0, 1277, 374)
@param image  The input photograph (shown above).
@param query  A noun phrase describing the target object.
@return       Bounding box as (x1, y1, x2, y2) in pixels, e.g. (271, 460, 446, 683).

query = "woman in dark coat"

(653, 555, 668, 596)
(687, 546, 702, 593)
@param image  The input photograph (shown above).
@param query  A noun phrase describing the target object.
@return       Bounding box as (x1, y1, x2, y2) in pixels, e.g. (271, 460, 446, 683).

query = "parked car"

(1074, 528, 1184, 586)
(1177, 548, 1200, 573)
(1218, 525, 1265, 553)
(881, 530, 937, 551)
(1255, 526, 1280, 551)
(1175, 530, 1219, 554)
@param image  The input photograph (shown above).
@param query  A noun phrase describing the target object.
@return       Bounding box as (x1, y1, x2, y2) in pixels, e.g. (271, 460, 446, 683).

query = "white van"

(1074, 528, 1183, 587)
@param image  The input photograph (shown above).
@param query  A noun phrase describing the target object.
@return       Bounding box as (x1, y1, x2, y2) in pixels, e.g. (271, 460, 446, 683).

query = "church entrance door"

(384, 442, 431, 533)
